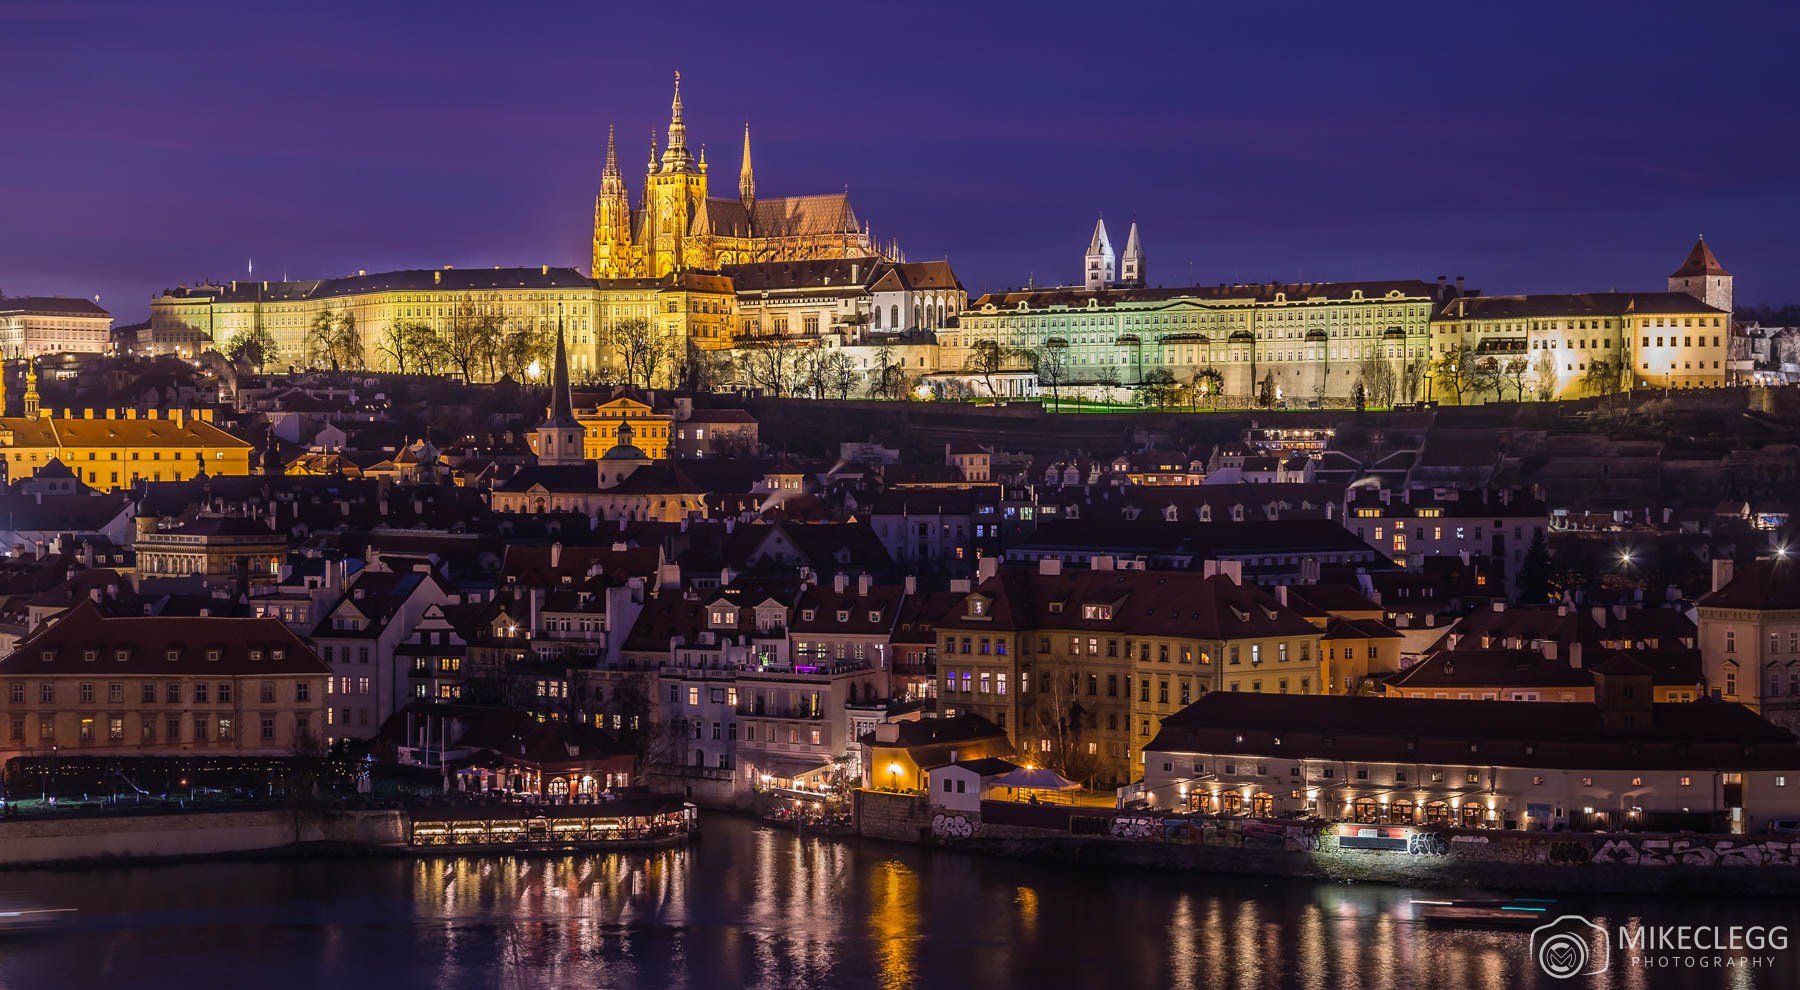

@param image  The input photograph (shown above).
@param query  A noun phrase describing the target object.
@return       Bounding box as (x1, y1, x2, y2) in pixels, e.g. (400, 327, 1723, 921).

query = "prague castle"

(591, 72, 881, 279)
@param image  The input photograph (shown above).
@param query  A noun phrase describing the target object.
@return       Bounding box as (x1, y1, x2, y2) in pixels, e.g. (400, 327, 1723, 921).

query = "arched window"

(890, 305, 898, 328)
(1354, 798, 1379, 823)
(872, 307, 882, 329)
(1389, 799, 1415, 825)
(1219, 791, 1243, 815)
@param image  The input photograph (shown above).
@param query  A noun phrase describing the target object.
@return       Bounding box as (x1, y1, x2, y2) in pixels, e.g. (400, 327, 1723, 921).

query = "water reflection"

(0, 816, 1793, 989)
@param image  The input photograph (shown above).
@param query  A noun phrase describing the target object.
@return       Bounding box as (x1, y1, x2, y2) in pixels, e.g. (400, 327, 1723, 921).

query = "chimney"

(1036, 558, 1061, 577)
(1591, 606, 1606, 628)
(1275, 585, 1289, 606)
(433, 270, 442, 285)
(857, 573, 872, 597)
(1711, 559, 1735, 594)
(978, 557, 1000, 582)
(550, 542, 562, 570)
(1568, 642, 1583, 669)
(834, 572, 848, 594)
(1092, 555, 1115, 572)
(1454, 276, 1465, 293)
(903, 575, 917, 596)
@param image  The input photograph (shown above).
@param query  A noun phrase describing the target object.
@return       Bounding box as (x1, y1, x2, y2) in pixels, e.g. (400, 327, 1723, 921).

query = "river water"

(0, 814, 1793, 989)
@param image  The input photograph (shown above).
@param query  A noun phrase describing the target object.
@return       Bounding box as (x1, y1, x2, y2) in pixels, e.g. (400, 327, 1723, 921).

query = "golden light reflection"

(867, 858, 920, 990)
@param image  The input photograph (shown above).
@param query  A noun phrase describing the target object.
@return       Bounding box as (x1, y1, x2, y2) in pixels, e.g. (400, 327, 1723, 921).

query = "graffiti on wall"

(1109, 816, 1157, 840)
(931, 813, 974, 841)
(1589, 836, 1799, 867)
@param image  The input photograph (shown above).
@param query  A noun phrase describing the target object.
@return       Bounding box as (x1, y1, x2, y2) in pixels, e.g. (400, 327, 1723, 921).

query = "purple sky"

(4, 0, 1797, 323)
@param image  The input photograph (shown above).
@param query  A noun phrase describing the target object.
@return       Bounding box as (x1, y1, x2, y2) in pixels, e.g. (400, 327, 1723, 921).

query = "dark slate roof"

(5, 599, 329, 675)
(971, 279, 1440, 310)
(163, 267, 594, 304)
(1148, 693, 1800, 771)
(0, 296, 109, 317)
(1440, 291, 1726, 320)
(1700, 558, 1800, 611)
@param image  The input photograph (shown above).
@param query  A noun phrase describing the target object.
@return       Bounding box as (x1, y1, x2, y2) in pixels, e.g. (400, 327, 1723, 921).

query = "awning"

(991, 767, 1081, 791)
(751, 756, 830, 781)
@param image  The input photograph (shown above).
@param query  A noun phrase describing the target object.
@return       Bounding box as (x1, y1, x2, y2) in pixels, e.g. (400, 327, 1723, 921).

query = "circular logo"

(1537, 931, 1589, 979)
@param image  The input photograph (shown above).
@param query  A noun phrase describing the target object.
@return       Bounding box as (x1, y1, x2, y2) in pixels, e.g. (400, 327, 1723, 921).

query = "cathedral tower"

(1120, 220, 1145, 288)
(643, 71, 710, 276)
(591, 124, 637, 278)
(1669, 236, 1733, 315)
(1084, 216, 1115, 291)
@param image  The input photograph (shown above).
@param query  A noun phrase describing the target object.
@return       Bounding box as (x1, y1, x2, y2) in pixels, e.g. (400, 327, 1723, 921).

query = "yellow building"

(575, 394, 674, 460)
(934, 561, 1323, 788)
(152, 267, 730, 385)
(590, 73, 886, 279)
(0, 374, 251, 492)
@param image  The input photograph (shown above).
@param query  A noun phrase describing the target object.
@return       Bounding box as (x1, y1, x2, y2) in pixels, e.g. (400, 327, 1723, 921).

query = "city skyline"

(5, 0, 1800, 322)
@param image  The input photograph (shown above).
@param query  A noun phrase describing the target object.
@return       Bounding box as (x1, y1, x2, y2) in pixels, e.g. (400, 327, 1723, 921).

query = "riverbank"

(853, 791, 1800, 895)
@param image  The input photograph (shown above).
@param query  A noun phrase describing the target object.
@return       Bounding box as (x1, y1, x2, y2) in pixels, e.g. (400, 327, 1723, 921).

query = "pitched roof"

(0, 296, 109, 317)
(4, 599, 328, 675)
(1148, 693, 1800, 770)
(1699, 558, 1800, 611)
(1441, 291, 1725, 320)
(1670, 237, 1730, 278)
(971, 280, 1440, 311)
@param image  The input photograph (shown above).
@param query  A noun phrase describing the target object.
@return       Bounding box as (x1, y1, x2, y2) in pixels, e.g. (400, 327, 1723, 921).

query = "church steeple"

(660, 70, 695, 173)
(739, 122, 756, 215)
(1120, 220, 1145, 288)
(593, 123, 635, 279)
(534, 313, 585, 466)
(22, 358, 41, 420)
(1084, 216, 1115, 291)
(603, 123, 620, 182)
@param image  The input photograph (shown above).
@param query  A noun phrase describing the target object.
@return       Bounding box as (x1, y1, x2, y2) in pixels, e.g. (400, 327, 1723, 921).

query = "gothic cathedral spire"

(661, 70, 694, 172)
(739, 122, 756, 215)
(592, 123, 635, 278)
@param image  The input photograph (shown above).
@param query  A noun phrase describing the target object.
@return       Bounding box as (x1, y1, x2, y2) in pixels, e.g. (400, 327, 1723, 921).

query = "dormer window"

(868, 611, 881, 623)
(1082, 604, 1113, 621)
(166, 649, 179, 662)
(272, 649, 285, 661)
(41, 649, 54, 662)
(83, 650, 97, 662)
(249, 650, 263, 662)
(207, 649, 221, 662)
(115, 649, 129, 662)
(802, 609, 816, 621)
(836, 610, 850, 623)
(969, 599, 987, 617)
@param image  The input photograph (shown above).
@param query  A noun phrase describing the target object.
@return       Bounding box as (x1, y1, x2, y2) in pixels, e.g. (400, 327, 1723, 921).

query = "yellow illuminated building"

(575, 395, 673, 460)
(591, 73, 886, 280)
(0, 396, 251, 491)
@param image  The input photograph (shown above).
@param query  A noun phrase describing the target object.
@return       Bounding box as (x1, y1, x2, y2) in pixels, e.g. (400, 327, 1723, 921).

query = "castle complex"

(134, 75, 1739, 405)
(591, 73, 881, 278)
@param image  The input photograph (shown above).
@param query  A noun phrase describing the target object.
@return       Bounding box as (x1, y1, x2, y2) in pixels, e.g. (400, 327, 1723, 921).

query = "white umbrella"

(992, 767, 1080, 791)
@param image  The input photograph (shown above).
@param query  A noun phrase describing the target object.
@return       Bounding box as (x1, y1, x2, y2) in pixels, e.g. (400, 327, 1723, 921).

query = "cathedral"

(591, 73, 884, 278)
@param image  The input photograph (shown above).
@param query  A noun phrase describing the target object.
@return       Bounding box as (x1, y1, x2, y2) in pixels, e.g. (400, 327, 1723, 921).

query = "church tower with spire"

(1668, 236, 1733, 315)
(642, 71, 710, 277)
(739, 122, 756, 216)
(1084, 217, 1115, 290)
(1119, 221, 1145, 288)
(591, 124, 638, 279)
(535, 316, 586, 467)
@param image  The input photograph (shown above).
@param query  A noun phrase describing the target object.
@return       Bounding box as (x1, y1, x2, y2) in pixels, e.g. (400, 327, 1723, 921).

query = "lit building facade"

(591, 73, 883, 280)
(0, 405, 251, 491)
(0, 296, 111, 358)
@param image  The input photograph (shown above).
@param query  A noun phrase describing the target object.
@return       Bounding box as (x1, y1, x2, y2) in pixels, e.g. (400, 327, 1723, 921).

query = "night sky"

(4, 0, 1797, 323)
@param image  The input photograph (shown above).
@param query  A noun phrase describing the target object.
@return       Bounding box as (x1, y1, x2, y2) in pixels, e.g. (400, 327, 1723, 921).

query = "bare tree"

(1433, 344, 1474, 404)
(606, 318, 675, 388)
(1356, 355, 1397, 408)
(1032, 661, 1104, 788)
(1035, 340, 1070, 411)
(1531, 349, 1559, 401)
(963, 339, 1014, 398)
(442, 294, 504, 382)
(379, 319, 439, 375)
(736, 339, 800, 397)
(1502, 356, 1530, 402)
(224, 325, 278, 374)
